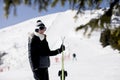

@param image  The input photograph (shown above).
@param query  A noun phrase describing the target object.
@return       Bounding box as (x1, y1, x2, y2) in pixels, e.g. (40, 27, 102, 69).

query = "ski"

(61, 37, 65, 80)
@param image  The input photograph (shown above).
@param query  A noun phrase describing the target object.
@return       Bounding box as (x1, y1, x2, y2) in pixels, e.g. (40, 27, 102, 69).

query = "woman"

(28, 20, 65, 80)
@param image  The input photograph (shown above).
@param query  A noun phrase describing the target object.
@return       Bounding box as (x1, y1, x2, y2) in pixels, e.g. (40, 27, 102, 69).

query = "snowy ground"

(0, 10, 120, 80)
(0, 36, 120, 80)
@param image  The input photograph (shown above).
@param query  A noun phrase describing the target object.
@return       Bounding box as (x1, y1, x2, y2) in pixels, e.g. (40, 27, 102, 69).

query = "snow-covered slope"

(0, 10, 120, 80)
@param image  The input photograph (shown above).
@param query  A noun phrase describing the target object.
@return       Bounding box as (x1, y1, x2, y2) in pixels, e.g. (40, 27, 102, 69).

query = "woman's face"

(38, 28, 46, 34)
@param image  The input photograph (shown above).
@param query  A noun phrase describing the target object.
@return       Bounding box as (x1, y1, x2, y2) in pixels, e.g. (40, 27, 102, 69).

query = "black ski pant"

(33, 68, 49, 80)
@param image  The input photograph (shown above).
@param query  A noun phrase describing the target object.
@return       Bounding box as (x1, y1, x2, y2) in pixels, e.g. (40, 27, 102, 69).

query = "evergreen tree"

(2, 0, 120, 51)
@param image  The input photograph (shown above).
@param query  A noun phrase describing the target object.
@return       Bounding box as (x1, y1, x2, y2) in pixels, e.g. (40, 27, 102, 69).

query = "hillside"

(0, 10, 120, 80)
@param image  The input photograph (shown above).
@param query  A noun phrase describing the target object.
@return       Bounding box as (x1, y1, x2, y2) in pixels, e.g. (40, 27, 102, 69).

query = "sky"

(0, 0, 70, 29)
(0, 0, 111, 29)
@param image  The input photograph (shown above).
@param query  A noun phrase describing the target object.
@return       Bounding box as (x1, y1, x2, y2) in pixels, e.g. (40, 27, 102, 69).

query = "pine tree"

(2, 0, 120, 51)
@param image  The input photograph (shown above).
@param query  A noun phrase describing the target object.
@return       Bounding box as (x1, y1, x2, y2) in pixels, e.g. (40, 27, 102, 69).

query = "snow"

(0, 10, 120, 80)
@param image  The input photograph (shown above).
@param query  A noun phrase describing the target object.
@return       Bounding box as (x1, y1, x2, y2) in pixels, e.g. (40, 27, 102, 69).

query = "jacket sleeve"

(46, 38, 62, 56)
(31, 36, 60, 56)
(49, 49, 60, 56)
(44, 39, 60, 56)
(40, 37, 61, 56)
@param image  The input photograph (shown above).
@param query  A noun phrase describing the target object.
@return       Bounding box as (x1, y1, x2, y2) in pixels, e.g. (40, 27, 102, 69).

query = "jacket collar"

(34, 32, 45, 41)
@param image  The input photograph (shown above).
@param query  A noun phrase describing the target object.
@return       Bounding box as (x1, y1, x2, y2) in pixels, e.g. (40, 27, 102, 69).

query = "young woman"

(28, 20, 65, 80)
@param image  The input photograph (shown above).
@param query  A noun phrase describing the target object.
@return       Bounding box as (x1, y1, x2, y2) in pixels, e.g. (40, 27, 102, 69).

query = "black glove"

(58, 44, 65, 53)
